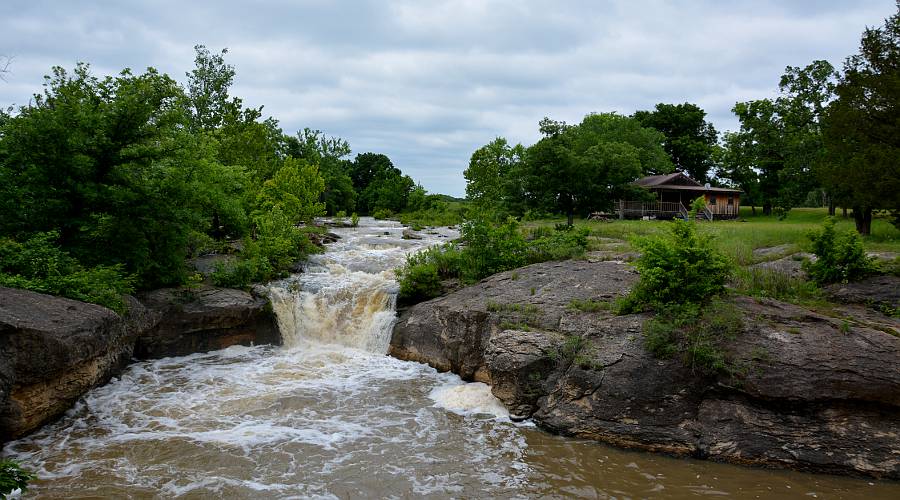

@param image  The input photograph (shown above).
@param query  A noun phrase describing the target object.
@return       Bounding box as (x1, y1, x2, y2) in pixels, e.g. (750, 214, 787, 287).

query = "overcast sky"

(1, 1, 894, 196)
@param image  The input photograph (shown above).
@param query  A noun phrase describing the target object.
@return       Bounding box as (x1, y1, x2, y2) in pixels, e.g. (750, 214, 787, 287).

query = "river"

(4, 218, 898, 498)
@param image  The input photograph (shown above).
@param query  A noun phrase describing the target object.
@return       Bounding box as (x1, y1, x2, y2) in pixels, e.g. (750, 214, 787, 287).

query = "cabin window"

(709, 196, 717, 205)
(728, 196, 734, 205)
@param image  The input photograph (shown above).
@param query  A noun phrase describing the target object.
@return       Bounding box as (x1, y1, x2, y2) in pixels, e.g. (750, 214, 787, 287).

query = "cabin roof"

(634, 172, 741, 194)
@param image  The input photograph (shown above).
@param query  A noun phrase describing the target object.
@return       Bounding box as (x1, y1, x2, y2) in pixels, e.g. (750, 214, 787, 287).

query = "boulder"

(390, 260, 900, 478)
(825, 275, 900, 312)
(0, 288, 137, 441)
(135, 286, 281, 359)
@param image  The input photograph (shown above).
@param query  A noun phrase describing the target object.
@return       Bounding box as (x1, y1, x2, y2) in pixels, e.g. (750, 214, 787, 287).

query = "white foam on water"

(429, 381, 510, 419)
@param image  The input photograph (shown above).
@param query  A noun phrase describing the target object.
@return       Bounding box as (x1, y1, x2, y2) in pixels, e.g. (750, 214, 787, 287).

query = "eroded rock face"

(390, 260, 900, 478)
(0, 287, 137, 441)
(135, 286, 280, 359)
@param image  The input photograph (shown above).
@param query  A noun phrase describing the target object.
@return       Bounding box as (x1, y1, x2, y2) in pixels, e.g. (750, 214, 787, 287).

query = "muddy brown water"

(5, 219, 898, 498)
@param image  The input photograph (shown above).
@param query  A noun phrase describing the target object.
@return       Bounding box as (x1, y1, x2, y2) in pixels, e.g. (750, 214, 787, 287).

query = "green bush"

(460, 216, 527, 281)
(1, 459, 35, 497)
(372, 208, 394, 220)
(731, 267, 820, 303)
(527, 226, 589, 264)
(804, 218, 874, 284)
(620, 219, 731, 312)
(0, 232, 135, 313)
(396, 243, 462, 301)
(643, 300, 743, 375)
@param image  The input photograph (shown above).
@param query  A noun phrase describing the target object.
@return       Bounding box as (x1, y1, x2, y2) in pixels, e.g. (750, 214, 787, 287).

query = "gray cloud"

(1, 0, 894, 196)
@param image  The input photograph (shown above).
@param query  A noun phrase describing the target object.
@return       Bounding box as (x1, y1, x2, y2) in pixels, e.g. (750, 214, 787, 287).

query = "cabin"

(617, 172, 741, 220)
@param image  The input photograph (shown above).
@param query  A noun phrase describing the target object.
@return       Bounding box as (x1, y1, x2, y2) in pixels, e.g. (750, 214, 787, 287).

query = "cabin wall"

(704, 193, 740, 218)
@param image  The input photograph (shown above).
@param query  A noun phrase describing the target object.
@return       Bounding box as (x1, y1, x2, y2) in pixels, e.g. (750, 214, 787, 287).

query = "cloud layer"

(1, 0, 893, 195)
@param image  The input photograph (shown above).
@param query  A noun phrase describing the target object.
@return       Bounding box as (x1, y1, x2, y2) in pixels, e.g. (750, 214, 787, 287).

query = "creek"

(4, 218, 897, 498)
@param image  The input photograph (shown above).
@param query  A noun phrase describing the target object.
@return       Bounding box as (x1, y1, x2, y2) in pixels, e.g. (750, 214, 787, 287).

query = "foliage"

(804, 218, 874, 284)
(820, 5, 900, 235)
(523, 113, 671, 224)
(459, 216, 527, 281)
(731, 267, 821, 303)
(0, 459, 34, 498)
(396, 243, 463, 301)
(255, 157, 326, 224)
(719, 61, 838, 215)
(464, 137, 527, 217)
(526, 226, 590, 264)
(0, 232, 135, 313)
(633, 102, 718, 182)
(643, 300, 743, 375)
(619, 219, 731, 312)
(350, 213, 360, 227)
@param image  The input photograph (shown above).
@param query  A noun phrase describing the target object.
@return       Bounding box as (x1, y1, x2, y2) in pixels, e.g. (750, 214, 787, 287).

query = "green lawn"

(524, 208, 900, 266)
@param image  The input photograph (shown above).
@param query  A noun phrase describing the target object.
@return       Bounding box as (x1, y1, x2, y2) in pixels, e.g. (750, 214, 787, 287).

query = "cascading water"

(3, 218, 897, 498)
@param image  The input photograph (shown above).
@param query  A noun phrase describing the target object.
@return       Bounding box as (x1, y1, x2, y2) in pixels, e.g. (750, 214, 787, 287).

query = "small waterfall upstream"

(4, 217, 896, 498)
(267, 219, 451, 353)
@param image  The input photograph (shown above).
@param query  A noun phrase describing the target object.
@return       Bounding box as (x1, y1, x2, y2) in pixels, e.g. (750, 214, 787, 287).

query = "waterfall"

(267, 218, 457, 354)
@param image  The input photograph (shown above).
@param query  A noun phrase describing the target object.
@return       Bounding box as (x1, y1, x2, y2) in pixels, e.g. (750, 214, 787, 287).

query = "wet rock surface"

(0, 287, 137, 440)
(135, 286, 280, 359)
(0, 284, 282, 442)
(390, 260, 900, 478)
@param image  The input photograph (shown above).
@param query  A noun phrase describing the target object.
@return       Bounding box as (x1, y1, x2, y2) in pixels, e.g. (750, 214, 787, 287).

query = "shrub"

(372, 208, 394, 220)
(620, 219, 731, 312)
(804, 218, 874, 284)
(1, 459, 35, 497)
(459, 216, 527, 281)
(396, 243, 463, 301)
(731, 267, 820, 303)
(526, 227, 589, 264)
(643, 300, 743, 375)
(0, 232, 135, 313)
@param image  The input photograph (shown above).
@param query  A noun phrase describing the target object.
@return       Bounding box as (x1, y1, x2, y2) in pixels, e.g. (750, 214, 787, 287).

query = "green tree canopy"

(633, 102, 718, 182)
(821, 3, 900, 234)
(524, 113, 671, 224)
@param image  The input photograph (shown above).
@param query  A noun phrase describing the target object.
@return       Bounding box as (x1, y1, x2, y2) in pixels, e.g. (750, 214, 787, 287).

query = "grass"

(522, 207, 900, 266)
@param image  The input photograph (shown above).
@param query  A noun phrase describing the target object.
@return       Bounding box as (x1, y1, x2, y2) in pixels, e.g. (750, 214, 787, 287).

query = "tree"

(821, 3, 900, 235)
(283, 128, 356, 215)
(256, 157, 326, 224)
(463, 137, 526, 216)
(633, 103, 718, 182)
(350, 152, 413, 214)
(186, 45, 241, 131)
(0, 64, 226, 287)
(720, 61, 837, 216)
(524, 113, 671, 225)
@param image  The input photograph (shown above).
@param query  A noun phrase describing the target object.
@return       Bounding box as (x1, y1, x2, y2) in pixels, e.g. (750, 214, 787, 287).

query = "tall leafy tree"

(0, 64, 230, 286)
(633, 102, 718, 182)
(720, 61, 837, 215)
(463, 137, 526, 216)
(283, 128, 356, 215)
(524, 113, 671, 225)
(186, 45, 241, 132)
(821, 3, 900, 234)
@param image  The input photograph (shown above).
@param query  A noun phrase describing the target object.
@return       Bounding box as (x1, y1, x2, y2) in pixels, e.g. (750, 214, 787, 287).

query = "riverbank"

(390, 259, 900, 479)
(0, 285, 280, 442)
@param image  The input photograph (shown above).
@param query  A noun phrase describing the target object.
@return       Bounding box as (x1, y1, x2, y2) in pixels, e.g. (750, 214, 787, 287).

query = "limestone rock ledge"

(390, 260, 900, 479)
(0, 285, 281, 442)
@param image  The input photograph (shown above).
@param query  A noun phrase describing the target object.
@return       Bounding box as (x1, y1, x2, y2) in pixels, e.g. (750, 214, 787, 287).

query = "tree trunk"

(751, 205, 756, 216)
(853, 207, 872, 235)
(828, 200, 836, 216)
(842, 207, 848, 218)
(567, 209, 574, 227)
(763, 203, 772, 216)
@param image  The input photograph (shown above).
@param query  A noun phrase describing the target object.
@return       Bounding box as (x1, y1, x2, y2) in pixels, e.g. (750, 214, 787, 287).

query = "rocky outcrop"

(390, 260, 900, 479)
(0, 285, 282, 443)
(825, 275, 900, 312)
(135, 286, 280, 359)
(0, 288, 139, 440)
